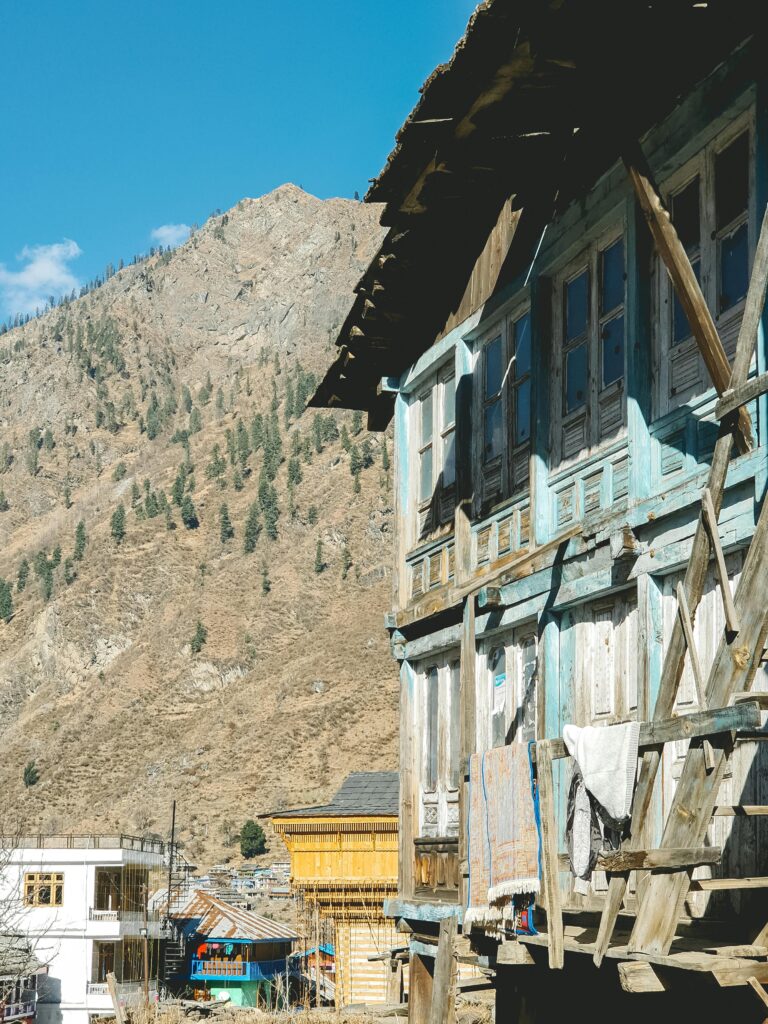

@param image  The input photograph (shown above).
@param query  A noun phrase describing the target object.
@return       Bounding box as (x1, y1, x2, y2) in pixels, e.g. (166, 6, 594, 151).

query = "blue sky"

(0, 0, 476, 321)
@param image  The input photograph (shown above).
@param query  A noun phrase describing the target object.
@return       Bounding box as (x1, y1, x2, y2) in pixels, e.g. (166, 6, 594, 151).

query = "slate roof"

(0, 935, 44, 979)
(173, 890, 296, 943)
(272, 772, 399, 819)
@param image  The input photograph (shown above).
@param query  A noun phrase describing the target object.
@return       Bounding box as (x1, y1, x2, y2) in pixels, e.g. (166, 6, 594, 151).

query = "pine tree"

(63, 558, 76, 585)
(215, 388, 225, 416)
(172, 465, 187, 506)
(225, 428, 237, 466)
(51, 545, 62, 568)
(181, 385, 193, 414)
(232, 469, 244, 491)
(0, 577, 12, 622)
(381, 440, 390, 473)
(146, 393, 161, 439)
(112, 461, 127, 482)
(342, 545, 353, 580)
(261, 565, 271, 595)
(352, 409, 363, 435)
(243, 502, 261, 553)
(189, 406, 202, 434)
(111, 504, 127, 544)
(250, 412, 264, 452)
(349, 444, 362, 477)
(131, 481, 141, 505)
(43, 427, 55, 451)
(307, 505, 319, 526)
(259, 476, 279, 540)
(361, 438, 373, 468)
(181, 495, 199, 529)
(206, 445, 227, 480)
(219, 503, 234, 542)
(314, 539, 324, 574)
(17, 558, 29, 592)
(144, 491, 160, 518)
(340, 424, 351, 452)
(23, 761, 39, 788)
(0, 488, 8, 512)
(287, 456, 302, 486)
(190, 620, 208, 654)
(74, 520, 87, 560)
(236, 420, 250, 466)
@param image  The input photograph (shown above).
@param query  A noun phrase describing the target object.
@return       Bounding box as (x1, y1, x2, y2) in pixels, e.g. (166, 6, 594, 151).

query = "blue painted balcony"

(190, 957, 287, 982)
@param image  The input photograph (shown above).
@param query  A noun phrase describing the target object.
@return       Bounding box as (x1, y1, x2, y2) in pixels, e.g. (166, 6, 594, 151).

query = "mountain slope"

(0, 186, 398, 864)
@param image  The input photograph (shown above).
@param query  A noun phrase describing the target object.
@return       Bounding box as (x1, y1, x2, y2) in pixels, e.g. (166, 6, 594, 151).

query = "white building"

(0, 836, 167, 1024)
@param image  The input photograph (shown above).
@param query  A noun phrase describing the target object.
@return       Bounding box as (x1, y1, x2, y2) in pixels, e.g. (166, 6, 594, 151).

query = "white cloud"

(0, 239, 82, 318)
(150, 223, 190, 248)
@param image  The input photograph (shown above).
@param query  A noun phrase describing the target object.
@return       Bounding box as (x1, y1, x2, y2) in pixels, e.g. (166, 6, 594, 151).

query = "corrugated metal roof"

(271, 771, 399, 819)
(174, 890, 296, 942)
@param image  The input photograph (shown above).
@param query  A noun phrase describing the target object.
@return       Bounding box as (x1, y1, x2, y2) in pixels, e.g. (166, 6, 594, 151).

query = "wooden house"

(171, 891, 295, 1007)
(312, 2, 768, 1020)
(271, 772, 405, 1006)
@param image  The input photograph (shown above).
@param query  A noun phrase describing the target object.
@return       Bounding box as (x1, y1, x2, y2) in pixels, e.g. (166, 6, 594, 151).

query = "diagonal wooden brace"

(623, 140, 752, 453)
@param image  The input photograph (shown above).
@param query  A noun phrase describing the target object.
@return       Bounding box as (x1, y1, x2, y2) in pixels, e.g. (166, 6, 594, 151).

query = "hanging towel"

(562, 721, 640, 824)
(465, 743, 541, 931)
(566, 765, 602, 896)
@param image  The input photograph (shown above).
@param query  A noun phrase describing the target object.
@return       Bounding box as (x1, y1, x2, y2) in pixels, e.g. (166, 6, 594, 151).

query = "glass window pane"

(566, 270, 588, 341)
(420, 393, 433, 445)
(425, 667, 439, 792)
(600, 238, 624, 315)
(513, 311, 531, 378)
(601, 314, 625, 388)
(672, 177, 700, 253)
(673, 258, 701, 344)
(565, 343, 588, 412)
(419, 446, 433, 503)
(484, 398, 503, 462)
(442, 375, 455, 427)
(449, 661, 461, 790)
(514, 378, 531, 445)
(490, 647, 507, 748)
(442, 429, 456, 487)
(485, 336, 503, 398)
(720, 221, 749, 312)
(716, 131, 749, 230)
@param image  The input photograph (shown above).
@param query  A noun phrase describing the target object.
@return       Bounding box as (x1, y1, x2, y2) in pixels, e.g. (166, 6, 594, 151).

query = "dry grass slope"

(0, 186, 399, 865)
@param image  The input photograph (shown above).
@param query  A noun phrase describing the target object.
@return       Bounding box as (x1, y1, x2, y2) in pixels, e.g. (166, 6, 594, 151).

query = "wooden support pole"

(629, 488, 768, 955)
(591, 202, 768, 967)
(701, 487, 740, 634)
(622, 139, 752, 452)
(676, 581, 707, 709)
(428, 916, 457, 1024)
(536, 740, 563, 969)
(106, 973, 126, 1024)
(533, 700, 760, 762)
(459, 597, 476, 911)
(747, 976, 768, 1015)
(408, 953, 433, 1024)
(716, 371, 768, 420)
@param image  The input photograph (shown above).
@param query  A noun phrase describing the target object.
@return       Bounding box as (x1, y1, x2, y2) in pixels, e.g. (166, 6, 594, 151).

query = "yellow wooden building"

(271, 772, 404, 1007)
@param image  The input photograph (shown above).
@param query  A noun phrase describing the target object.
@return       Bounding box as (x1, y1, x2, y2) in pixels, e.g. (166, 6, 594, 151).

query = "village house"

(0, 936, 44, 1024)
(0, 835, 166, 1024)
(312, 2, 768, 1020)
(169, 890, 295, 1007)
(270, 772, 404, 1006)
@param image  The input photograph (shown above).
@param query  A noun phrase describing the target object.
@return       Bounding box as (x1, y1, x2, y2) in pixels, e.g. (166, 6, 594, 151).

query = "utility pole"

(141, 884, 150, 1011)
(314, 903, 321, 1008)
(166, 800, 177, 917)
